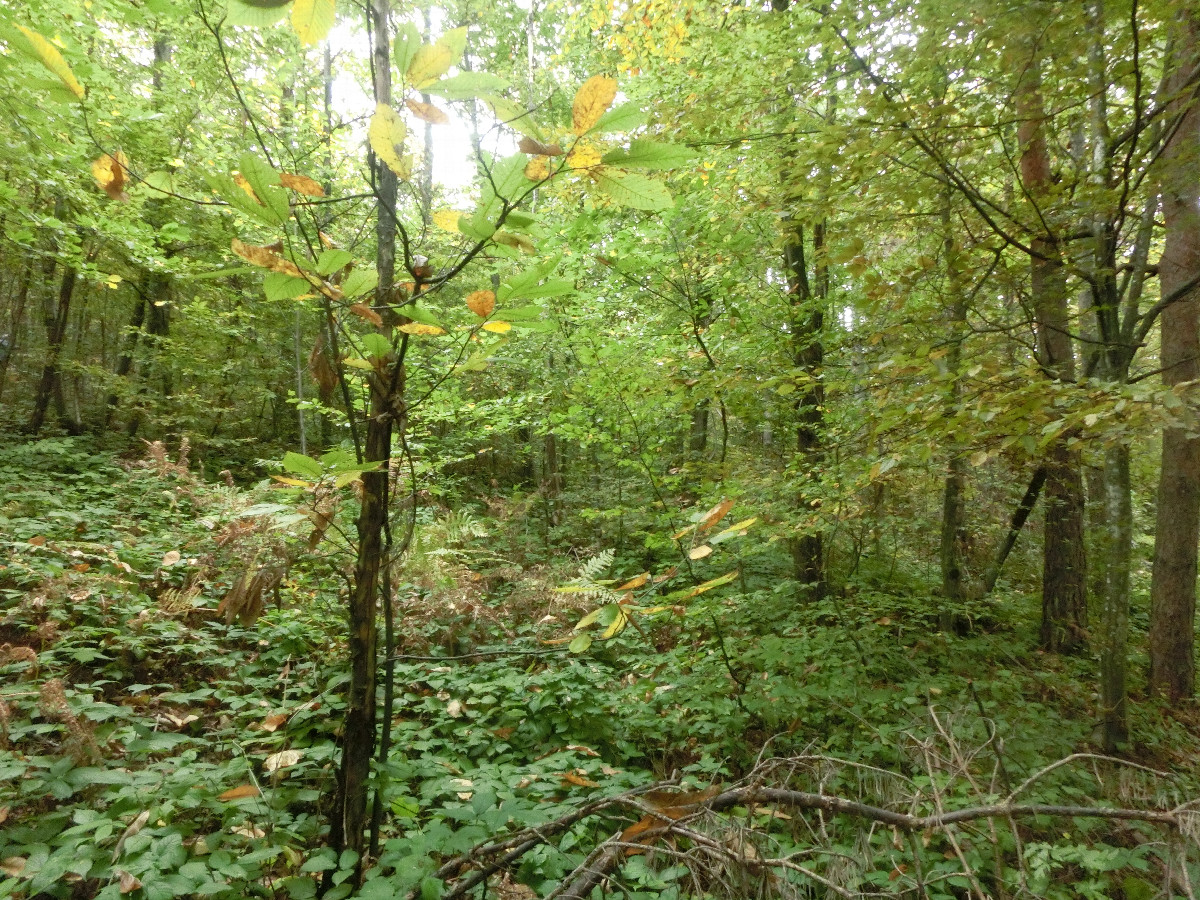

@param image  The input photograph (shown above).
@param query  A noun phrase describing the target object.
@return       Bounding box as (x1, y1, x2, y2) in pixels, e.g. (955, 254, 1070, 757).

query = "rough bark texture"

(1017, 41, 1087, 653)
(331, 0, 399, 874)
(1148, 7, 1200, 702)
(29, 265, 80, 436)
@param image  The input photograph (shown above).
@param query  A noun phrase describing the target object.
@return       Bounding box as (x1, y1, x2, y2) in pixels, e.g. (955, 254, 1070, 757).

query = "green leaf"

(317, 249, 353, 276)
(238, 153, 289, 225)
(425, 72, 510, 101)
(204, 172, 281, 226)
(342, 267, 378, 299)
(282, 452, 323, 480)
(592, 102, 646, 134)
(264, 273, 312, 301)
(592, 169, 673, 211)
(568, 634, 593, 654)
(398, 304, 443, 327)
(393, 23, 422, 75)
(291, 0, 336, 44)
(225, 0, 291, 27)
(360, 333, 391, 358)
(602, 139, 696, 170)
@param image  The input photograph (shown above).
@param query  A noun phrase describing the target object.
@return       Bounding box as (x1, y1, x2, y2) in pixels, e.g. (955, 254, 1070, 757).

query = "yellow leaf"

(232, 173, 259, 203)
(231, 239, 305, 278)
(369, 104, 410, 178)
(271, 475, 311, 487)
(617, 572, 649, 591)
(91, 151, 129, 200)
(406, 26, 467, 87)
(290, 0, 336, 45)
(572, 74, 617, 135)
(432, 209, 464, 232)
(17, 26, 85, 99)
(405, 98, 449, 125)
(398, 322, 446, 335)
(218, 784, 261, 801)
(481, 321, 511, 333)
(688, 545, 713, 560)
(350, 303, 383, 327)
(524, 156, 551, 181)
(465, 290, 495, 318)
(280, 173, 325, 197)
(566, 143, 602, 169)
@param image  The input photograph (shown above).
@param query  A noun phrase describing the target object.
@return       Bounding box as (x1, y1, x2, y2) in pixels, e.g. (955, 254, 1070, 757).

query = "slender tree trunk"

(1098, 444, 1131, 749)
(101, 290, 147, 432)
(0, 257, 33, 403)
(1017, 39, 1087, 652)
(982, 467, 1047, 594)
(1149, 7, 1200, 702)
(331, 0, 399, 876)
(29, 265, 80, 436)
(939, 196, 967, 615)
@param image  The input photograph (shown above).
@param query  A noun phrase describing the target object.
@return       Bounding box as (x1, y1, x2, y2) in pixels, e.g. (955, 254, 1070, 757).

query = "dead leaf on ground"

(260, 712, 289, 732)
(117, 870, 142, 893)
(264, 749, 302, 773)
(218, 784, 261, 801)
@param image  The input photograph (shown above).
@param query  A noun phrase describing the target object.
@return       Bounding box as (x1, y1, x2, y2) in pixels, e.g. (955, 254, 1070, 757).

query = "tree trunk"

(1148, 7, 1200, 702)
(1017, 38, 1087, 653)
(330, 0, 400, 876)
(1097, 443, 1131, 749)
(28, 265, 80, 436)
(0, 257, 33, 404)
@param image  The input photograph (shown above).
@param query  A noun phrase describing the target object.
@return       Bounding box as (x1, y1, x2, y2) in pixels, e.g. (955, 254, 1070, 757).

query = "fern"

(557, 549, 620, 602)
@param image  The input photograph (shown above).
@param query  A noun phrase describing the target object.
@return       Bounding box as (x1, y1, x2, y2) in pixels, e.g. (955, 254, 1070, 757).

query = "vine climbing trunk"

(1148, 5, 1200, 703)
(1016, 35, 1086, 653)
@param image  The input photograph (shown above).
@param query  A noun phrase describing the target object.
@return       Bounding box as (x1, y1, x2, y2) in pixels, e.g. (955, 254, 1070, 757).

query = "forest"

(1, 0, 1199, 897)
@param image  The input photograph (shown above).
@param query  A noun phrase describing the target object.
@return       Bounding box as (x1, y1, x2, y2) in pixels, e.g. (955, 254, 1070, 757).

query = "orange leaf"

(405, 98, 450, 125)
(260, 712, 289, 732)
(91, 151, 129, 201)
(698, 498, 735, 533)
(465, 290, 495, 318)
(280, 173, 325, 197)
(218, 784, 261, 801)
(28, 536, 46, 546)
(559, 771, 599, 788)
(617, 573, 649, 591)
(350, 303, 383, 327)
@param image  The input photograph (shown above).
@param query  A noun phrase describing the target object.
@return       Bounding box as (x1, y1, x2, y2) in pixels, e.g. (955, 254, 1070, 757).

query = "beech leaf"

(572, 74, 617, 135)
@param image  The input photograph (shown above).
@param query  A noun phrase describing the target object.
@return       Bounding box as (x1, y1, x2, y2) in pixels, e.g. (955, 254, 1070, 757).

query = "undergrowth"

(0, 437, 1197, 899)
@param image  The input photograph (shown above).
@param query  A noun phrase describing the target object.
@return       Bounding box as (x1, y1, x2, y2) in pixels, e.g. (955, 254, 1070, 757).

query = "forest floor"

(1, 436, 1198, 900)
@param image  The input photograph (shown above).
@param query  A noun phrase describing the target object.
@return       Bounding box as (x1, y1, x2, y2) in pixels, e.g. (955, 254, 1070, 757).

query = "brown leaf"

(231, 239, 305, 278)
(405, 98, 450, 125)
(161, 550, 182, 567)
(28, 535, 46, 546)
(0, 857, 24, 877)
(518, 137, 564, 156)
(260, 712, 289, 732)
(218, 784, 261, 801)
(572, 74, 618, 135)
(92, 151, 129, 201)
(118, 871, 142, 893)
(279, 172, 325, 197)
(465, 290, 496, 318)
(350, 303, 384, 327)
(0, 807, 7, 825)
(263, 749, 302, 772)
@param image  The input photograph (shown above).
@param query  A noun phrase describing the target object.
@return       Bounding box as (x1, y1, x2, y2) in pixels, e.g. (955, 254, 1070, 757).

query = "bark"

(1017, 38, 1087, 653)
(939, 197, 967, 614)
(1148, 7, 1200, 702)
(0, 257, 33, 403)
(688, 400, 710, 454)
(331, 0, 399, 876)
(101, 290, 147, 432)
(1098, 444, 1131, 749)
(28, 265, 81, 436)
(982, 467, 1047, 595)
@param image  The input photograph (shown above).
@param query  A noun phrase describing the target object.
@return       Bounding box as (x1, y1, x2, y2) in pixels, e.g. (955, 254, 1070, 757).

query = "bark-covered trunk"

(1098, 443, 1131, 749)
(330, 0, 400, 876)
(28, 265, 81, 436)
(0, 257, 33, 404)
(1017, 39, 1086, 653)
(939, 195, 967, 615)
(1148, 7, 1200, 702)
